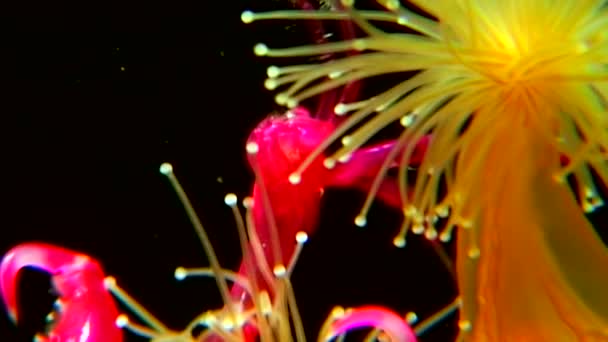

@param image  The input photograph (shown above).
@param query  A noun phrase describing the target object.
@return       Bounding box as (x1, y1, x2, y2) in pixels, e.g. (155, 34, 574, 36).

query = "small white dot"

(334, 103, 347, 115)
(224, 193, 238, 206)
(264, 79, 277, 90)
(400, 115, 415, 127)
(338, 153, 352, 163)
(254, 43, 268, 56)
(246, 142, 259, 154)
(439, 232, 452, 242)
(354, 215, 367, 227)
(286, 98, 298, 108)
(385, 0, 400, 10)
(240, 11, 254, 23)
(116, 314, 129, 328)
(328, 70, 344, 79)
(405, 312, 417, 324)
(424, 228, 437, 240)
(174, 267, 187, 280)
(103, 276, 116, 288)
(323, 158, 336, 169)
(159, 163, 173, 175)
(273, 265, 287, 277)
(275, 93, 288, 105)
(393, 236, 406, 248)
(295, 231, 308, 243)
(243, 196, 254, 208)
(289, 173, 301, 184)
(267, 66, 280, 78)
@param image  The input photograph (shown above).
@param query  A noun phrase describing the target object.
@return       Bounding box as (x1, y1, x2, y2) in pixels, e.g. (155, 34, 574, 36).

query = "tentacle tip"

(458, 320, 472, 331)
(323, 158, 336, 169)
(253, 43, 268, 56)
(246, 141, 259, 154)
(273, 264, 287, 278)
(267, 65, 280, 78)
(354, 215, 367, 227)
(405, 312, 418, 324)
(295, 231, 309, 244)
(116, 314, 129, 328)
(103, 276, 117, 289)
(174, 267, 187, 281)
(34, 333, 48, 342)
(159, 162, 173, 175)
(340, 0, 354, 8)
(288, 173, 302, 185)
(393, 236, 406, 248)
(240, 10, 255, 24)
(224, 193, 238, 207)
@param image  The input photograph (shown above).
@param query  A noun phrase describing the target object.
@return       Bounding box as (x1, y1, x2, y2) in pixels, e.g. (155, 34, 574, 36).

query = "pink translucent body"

(231, 107, 428, 303)
(222, 106, 427, 342)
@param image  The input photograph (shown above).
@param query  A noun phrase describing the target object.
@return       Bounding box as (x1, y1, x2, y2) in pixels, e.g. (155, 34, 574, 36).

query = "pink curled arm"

(324, 306, 417, 342)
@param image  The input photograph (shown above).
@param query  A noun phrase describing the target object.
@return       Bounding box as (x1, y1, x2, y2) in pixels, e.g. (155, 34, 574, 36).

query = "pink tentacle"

(325, 306, 417, 341)
(326, 136, 430, 207)
(0, 242, 122, 342)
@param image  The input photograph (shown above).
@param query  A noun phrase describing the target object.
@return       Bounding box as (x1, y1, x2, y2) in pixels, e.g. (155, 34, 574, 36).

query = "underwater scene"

(2, 0, 608, 341)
